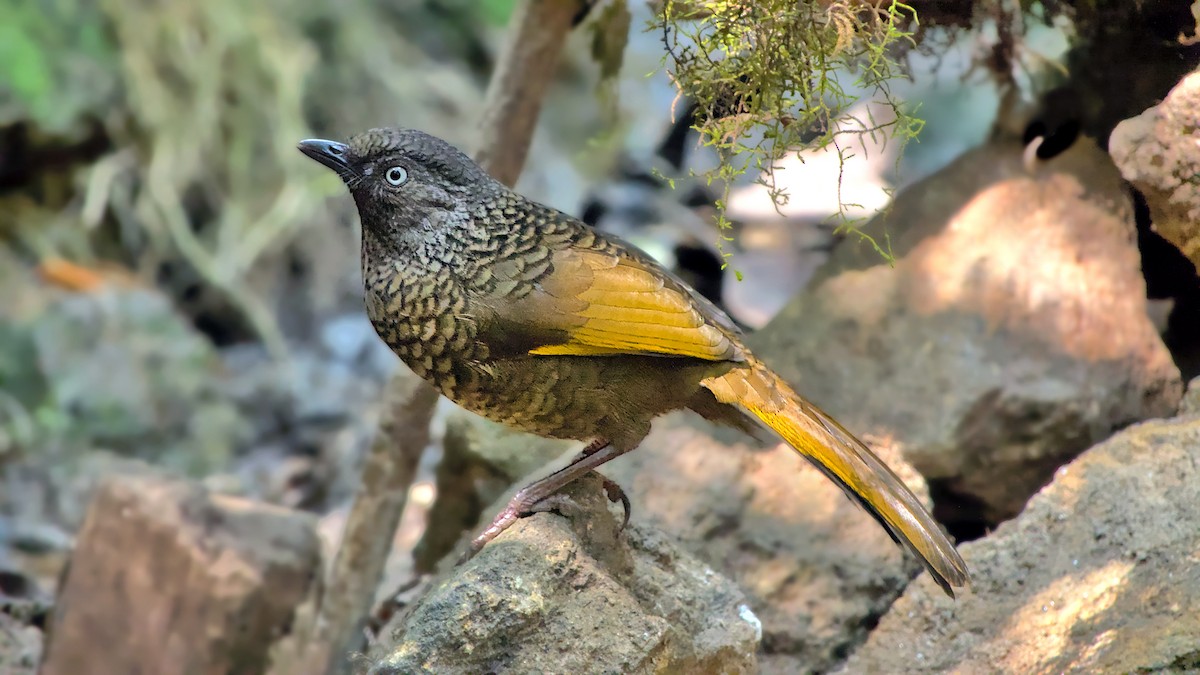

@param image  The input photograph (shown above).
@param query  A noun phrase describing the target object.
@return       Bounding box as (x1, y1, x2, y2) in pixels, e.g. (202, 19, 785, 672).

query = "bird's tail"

(701, 358, 971, 597)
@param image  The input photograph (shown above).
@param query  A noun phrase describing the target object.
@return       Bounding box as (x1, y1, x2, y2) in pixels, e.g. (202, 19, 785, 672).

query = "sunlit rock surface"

(752, 136, 1181, 524)
(1111, 69, 1200, 272)
(839, 404, 1200, 673)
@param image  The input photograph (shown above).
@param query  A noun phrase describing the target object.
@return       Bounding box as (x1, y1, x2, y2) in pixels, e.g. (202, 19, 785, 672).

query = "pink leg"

(459, 439, 632, 563)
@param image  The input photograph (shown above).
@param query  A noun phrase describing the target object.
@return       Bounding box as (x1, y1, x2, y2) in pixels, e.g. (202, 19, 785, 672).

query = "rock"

(0, 519, 72, 557)
(0, 452, 168, 595)
(0, 588, 49, 675)
(750, 135, 1182, 523)
(0, 611, 41, 675)
(609, 415, 935, 673)
(212, 342, 392, 511)
(17, 451, 162, 532)
(1110, 69, 1200, 271)
(419, 411, 935, 673)
(411, 408, 574, 572)
(839, 410, 1200, 674)
(40, 473, 321, 675)
(1181, 376, 1200, 416)
(31, 286, 246, 469)
(0, 265, 249, 477)
(370, 473, 760, 674)
(0, 517, 71, 601)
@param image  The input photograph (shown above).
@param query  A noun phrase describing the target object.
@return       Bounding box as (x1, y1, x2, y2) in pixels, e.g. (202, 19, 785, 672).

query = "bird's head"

(298, 127, 494, 235)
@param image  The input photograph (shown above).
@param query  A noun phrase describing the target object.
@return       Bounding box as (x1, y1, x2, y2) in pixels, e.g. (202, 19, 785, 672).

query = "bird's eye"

(385, 166, 408, 186)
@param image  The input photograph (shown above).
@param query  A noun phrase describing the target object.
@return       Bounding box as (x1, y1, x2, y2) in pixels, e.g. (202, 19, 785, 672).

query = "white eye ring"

(385, 166, 408, 186)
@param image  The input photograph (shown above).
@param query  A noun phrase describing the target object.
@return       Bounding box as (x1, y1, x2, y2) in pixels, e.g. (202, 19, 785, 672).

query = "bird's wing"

(481, 241, 746, 363)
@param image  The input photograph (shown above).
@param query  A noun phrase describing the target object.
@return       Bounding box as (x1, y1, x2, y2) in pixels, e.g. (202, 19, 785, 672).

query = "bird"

(298, 127, 971, 597)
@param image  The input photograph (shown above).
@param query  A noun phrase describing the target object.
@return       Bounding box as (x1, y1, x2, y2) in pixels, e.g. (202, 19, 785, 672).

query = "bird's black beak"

(298, 138, 353, 175)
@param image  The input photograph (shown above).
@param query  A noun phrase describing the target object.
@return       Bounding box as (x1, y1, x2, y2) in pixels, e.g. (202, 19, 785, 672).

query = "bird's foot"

(457, 474, 631, 566)
(457, 483, 546, 566)
(600, 477, 631, 531)
(526, 493, 583, 518)
(528, 478, 630, 530)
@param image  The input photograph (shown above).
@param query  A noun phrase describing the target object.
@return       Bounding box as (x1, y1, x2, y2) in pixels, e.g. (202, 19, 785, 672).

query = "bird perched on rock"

(299, 128, 970, 596)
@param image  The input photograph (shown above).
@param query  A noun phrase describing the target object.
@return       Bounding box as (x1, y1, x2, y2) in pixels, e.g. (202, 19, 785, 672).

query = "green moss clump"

(653, 0, 923, 266)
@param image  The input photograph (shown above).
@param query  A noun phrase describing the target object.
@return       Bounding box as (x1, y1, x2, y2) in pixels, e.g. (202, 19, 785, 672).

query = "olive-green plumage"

(299, 127, 970, 597)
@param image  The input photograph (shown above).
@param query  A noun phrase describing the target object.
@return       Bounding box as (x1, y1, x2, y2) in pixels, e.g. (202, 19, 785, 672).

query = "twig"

(309, 375, 439, 675)
(301, 1, 589, 673)
(474, 0, 589, 187)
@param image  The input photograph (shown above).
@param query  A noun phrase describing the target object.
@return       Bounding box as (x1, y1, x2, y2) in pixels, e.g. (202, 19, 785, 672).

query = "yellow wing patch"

(525, 249, 742, 362)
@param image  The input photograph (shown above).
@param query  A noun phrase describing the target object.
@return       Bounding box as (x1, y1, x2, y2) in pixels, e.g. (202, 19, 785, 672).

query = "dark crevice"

(0, 120, 111, 195)
(927, 480, 993, 544)
(1133, 188, 1200, 382)
(673, 243, 726, 311)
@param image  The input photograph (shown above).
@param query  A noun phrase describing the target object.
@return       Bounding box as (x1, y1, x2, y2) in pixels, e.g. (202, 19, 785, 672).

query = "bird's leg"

(556, 438, 632, 528)
(579, 437, 608, 456)
(459, 439, 632, 563)
(516, 437, 633, 525)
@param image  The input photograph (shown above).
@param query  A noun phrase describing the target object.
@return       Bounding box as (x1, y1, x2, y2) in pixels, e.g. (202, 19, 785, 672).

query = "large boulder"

(41, 473, 321, 675)
(369, 472, 761, 674)
(420, 411, 937, 673)
(750, 135, 1182, 523)
(838, 380, 1200, 673)
(1110, 69, 1200, 271)
(609, 416, 935, 674)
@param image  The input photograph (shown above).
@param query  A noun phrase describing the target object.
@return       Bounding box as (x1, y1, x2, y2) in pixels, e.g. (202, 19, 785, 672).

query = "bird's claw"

(529, 478, 631, 531)
(458, 474, 632, 565)
(600, 477, 632, 531)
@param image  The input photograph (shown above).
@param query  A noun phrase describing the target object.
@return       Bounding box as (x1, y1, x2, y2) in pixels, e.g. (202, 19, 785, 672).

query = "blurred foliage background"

(0, 0, 521, 351)
(0, 0, 532, 528)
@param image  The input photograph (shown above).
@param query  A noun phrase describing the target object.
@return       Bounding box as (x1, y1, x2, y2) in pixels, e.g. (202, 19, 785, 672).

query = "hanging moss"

(652, 1, 924, 265)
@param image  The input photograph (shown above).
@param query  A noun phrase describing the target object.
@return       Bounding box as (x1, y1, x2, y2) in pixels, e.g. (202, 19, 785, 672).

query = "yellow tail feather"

(702, 360, 971, 597)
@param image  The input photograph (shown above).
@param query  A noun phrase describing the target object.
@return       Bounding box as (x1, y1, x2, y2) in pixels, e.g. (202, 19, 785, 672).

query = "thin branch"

(474, 0, 589, 186)
(313, 375, 439, 675)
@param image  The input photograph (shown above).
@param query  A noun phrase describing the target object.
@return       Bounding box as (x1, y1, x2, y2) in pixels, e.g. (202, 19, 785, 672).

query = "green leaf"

(480, 0, 519, 25)
(0, 25, 52, 105)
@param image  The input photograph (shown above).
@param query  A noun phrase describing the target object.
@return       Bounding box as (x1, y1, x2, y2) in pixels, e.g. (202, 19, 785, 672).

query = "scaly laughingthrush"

(299, 128, 970, 596)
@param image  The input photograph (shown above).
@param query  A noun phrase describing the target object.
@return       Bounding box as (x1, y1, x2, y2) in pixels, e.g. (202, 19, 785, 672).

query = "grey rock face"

(839, 409, 1200, 674)
(415, 411, 935, 673)
(370, 473, 760, 675)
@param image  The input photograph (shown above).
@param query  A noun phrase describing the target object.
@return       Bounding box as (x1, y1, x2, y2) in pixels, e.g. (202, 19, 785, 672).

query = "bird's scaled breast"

(363, 265, 483, 384)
